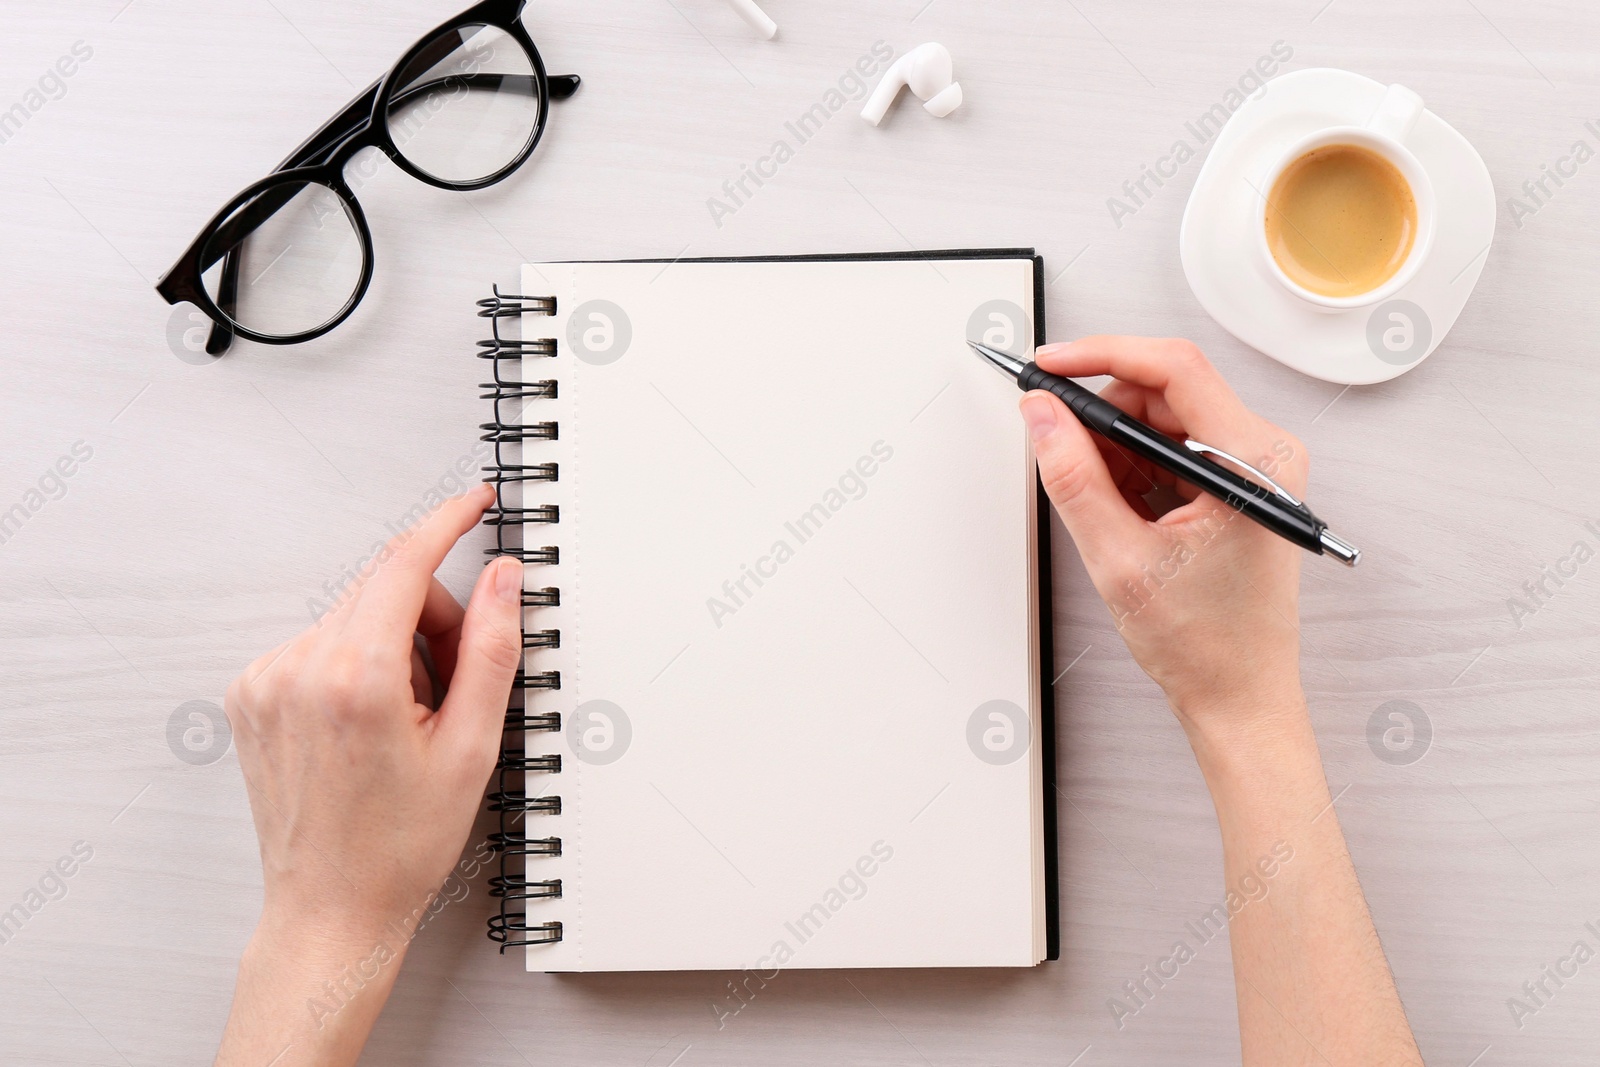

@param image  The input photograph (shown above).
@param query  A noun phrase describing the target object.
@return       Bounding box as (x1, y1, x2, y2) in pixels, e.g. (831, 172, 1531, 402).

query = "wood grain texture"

(1, 1, 1597, 1064)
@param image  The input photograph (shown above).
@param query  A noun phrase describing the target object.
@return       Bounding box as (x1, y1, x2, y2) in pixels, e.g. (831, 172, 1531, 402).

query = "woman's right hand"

(1017, 336, 1309, 737)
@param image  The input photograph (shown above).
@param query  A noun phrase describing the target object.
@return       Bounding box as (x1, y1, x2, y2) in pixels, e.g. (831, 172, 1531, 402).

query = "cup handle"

(1365, 84, 1425, 143)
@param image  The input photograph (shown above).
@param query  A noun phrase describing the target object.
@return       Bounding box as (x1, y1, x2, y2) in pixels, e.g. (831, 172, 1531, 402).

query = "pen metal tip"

(967, 340, 1027, 378)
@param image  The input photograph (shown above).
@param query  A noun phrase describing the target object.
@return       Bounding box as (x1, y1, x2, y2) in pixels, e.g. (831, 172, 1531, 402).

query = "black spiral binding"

(479, 285, 564, 950)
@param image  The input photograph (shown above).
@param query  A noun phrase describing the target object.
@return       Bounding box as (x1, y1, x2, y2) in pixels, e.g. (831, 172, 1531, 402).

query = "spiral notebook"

(478, 249, 1058, 972)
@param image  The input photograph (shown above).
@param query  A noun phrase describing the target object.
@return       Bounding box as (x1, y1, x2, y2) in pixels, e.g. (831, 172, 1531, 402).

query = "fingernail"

(495, 558, 523, 603)
(1036, 341, 1069, 355)
(1019, 393, 1058, 442)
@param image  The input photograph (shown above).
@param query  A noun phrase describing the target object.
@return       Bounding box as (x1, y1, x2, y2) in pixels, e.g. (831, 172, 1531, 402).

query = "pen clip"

(1183, 440, 1303, 509)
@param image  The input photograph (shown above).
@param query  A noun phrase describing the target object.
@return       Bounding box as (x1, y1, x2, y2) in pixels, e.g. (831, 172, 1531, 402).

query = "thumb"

(1020, 391, 1155, 567)
(437, 556, 524, 763)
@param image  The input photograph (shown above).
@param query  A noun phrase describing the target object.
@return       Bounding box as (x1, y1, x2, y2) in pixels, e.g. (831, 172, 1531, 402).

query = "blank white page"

(514, 255, 1045, 971)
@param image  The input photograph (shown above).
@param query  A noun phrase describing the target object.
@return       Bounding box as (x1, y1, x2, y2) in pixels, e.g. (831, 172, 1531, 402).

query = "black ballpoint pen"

(968, 341, 1361, 566)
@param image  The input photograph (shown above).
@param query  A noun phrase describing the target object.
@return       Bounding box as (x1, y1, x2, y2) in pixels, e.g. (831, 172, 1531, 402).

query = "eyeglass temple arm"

(272, 25, 480, 172)
(267, 72, 579, 185)
(202, 77, 382, 355)
(205, 70, 579, 354)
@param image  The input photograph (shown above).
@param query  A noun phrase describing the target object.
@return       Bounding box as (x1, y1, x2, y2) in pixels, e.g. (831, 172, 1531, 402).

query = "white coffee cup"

(1255, 84, 1436, 313)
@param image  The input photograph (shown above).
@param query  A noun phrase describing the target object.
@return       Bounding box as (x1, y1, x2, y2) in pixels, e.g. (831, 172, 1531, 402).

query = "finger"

(1020, 390, 1160, 564)
(1098, 378, 1231, 451)
(1157, 493, 1238, 531)
(1083, 385, 1174, 505)
(418, 577, 466, 685)
(410, 639, 438, 709)
(1036, 336, 1263, 450)
(1093, 382, 1227, 504)
(1106, 455, 1162, 522)
(436, 556, 525, 767)
(348, 483, 495, 646)
(1098, 380, 1168, 435)
(1052, 340, 1305, 499)
(1083, 432, 1162, 520)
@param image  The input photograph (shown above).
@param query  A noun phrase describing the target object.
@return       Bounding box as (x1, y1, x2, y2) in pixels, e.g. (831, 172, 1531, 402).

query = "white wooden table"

(2, 1, 1596, 1064)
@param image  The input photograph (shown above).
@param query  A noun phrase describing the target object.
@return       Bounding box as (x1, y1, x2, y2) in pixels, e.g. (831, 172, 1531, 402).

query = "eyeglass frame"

(154, 0, 579, 356)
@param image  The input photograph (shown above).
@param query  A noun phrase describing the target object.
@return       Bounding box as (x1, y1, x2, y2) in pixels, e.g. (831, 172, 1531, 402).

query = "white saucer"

(1179, 68, 1496, 385)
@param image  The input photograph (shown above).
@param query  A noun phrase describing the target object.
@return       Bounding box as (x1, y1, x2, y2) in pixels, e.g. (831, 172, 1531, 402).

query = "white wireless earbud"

(860, 43, 963, 126)
(725, 0, 777, 40)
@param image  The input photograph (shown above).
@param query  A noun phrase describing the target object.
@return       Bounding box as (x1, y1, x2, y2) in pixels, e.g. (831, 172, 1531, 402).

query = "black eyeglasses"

(155, 0, 578, 355)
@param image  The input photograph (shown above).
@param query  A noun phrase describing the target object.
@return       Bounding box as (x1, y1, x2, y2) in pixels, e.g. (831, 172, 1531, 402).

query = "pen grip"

(1018, 364, 1120, 435)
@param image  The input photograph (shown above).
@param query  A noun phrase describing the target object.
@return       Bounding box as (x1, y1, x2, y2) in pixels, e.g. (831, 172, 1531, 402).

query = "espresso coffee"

(1264, 144, 1417, 298)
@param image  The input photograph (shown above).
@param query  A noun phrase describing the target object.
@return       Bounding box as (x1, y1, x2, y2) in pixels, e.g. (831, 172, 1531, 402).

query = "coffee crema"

(1264, 143, 1417, 298)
